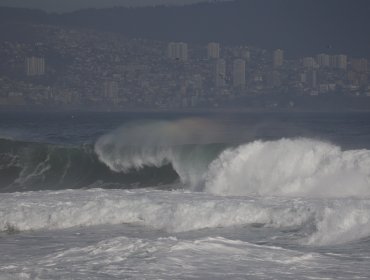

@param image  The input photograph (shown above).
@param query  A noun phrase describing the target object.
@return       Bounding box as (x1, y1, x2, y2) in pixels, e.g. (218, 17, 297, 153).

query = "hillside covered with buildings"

(0, 2, 370, 111)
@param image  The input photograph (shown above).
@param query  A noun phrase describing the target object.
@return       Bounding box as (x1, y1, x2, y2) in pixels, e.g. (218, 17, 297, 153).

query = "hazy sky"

(0, 0, 228, 12)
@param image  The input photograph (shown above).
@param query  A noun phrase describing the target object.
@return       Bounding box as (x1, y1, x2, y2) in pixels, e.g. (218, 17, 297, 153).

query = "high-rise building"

(316, 53, 330, 67)
(25, 57, 45, 76)
(273, 49, 284, 68)
(351, 58, 368, 73)
(330, 55, 347, 70)
(302, 57, 316, 68)
(168, 42, 188, 61)
(233, 59, 246, 88)
(336, 55, 347, 70)
(207, 42, 220, 59)
(306, 69, 317, 89)
(214, 59, 226, 87)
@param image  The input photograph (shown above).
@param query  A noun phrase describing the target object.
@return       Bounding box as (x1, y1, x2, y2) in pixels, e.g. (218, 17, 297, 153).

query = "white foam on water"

(205, 138, 370, 198)
(1, 189, 370, 246)
(307, 200, 370, 246)
(0, 189, 312, 233)
(0, 236, 343, 280)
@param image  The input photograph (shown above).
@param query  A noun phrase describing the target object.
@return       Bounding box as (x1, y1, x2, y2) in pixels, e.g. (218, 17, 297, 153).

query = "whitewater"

(1, 112, 370, 279)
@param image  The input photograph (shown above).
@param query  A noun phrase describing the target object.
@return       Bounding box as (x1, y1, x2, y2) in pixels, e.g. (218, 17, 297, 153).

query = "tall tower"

(207, 42, 220, 59)
(273, 49, 284, 68)
(233, 59, 246, 88)
(214, 59, 226, 87)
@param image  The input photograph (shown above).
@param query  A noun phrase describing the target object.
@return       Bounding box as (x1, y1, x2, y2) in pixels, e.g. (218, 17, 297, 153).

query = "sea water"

(0, 111, 370, 279)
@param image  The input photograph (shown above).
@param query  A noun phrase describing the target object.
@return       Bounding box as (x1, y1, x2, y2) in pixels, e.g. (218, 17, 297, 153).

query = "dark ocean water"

(1, 111, 370, 279)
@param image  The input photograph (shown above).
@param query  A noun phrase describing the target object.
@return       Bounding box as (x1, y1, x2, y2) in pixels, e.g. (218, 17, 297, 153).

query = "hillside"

(0, 0, 370, 57)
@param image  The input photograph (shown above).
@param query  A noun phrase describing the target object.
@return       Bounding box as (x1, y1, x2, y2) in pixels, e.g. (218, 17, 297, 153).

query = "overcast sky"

(0, 0, 229, 12)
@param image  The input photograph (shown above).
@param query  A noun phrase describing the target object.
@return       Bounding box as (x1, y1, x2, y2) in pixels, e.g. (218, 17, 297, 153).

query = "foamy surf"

(205, 138, 370, 197)
(2, 114, 370, 280)
(1, 236, 356, 280)
(1, 188, 370, 246)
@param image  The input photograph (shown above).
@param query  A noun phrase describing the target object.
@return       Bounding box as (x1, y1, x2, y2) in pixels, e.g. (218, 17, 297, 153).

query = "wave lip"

(94, 120, 226, 189)
(205, 138, 370, 198)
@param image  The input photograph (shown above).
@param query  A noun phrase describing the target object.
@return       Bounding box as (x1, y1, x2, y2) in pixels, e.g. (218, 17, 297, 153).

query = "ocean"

(0, 111, 370, 279)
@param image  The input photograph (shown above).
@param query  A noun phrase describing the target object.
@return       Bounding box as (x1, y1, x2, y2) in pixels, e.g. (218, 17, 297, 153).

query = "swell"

(0, 138, 179, 192)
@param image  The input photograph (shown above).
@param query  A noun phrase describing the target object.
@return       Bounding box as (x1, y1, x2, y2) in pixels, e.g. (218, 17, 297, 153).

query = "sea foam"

(1, 189, 370, 245)
(205, 138, 370, 198)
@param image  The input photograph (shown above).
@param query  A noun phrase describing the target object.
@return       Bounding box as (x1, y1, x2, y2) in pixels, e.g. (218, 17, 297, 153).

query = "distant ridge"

(1, 0, 370, 58)
(0, 0, 231, 12)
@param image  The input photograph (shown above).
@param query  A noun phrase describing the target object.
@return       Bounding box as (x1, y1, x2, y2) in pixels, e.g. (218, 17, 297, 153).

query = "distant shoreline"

(2, 105, 370, 114)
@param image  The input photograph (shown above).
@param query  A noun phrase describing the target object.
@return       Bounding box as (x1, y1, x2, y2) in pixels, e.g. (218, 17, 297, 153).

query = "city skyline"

(1, 22, 369, 111)
(0, 0, 369, 111)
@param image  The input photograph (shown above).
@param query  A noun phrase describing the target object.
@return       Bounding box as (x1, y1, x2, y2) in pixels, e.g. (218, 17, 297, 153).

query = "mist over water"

(94, 119, 227, 188)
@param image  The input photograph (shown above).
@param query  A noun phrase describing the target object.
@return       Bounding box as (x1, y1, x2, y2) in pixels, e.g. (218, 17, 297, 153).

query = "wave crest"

(205, 138, 370, 197)
(94, 120, 225, 188)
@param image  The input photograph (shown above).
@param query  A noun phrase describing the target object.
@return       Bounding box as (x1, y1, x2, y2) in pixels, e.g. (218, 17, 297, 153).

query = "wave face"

(2, 119, 370, 199)
(0, 138, 178, 192)
(94, 119, 226, 189)
(205, 138, 370, 198)
(95, 122, 370, 199)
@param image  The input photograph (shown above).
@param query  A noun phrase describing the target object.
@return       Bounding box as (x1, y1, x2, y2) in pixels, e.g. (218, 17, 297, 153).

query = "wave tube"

(94, 119, 226, 189)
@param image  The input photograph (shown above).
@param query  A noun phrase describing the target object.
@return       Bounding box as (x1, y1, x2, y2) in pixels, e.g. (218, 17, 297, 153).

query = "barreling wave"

(0, 138, 179, 192)
(94, 119, 228, 189)
(1, 119, 370, 198)
(95, 121, 370, 198)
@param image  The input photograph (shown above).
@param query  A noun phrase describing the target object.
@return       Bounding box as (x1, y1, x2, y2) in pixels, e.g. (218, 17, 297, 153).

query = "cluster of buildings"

(0, 24, 369, 110)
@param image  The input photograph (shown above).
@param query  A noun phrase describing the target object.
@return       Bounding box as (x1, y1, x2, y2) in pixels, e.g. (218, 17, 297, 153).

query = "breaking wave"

(1, 119, 370, 199)
(94, 119, 227, 189)
(95, 121, 370, 198)
(0, 138, 178, 192)
(205, 138, 370, 197)
(1, 189, 370, 246)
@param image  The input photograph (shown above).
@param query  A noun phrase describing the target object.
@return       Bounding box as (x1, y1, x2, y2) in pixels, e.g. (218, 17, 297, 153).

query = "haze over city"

(0, 0, 369, 111)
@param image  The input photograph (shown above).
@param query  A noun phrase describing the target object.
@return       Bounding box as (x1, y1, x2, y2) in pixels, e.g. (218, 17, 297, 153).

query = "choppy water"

(1, 111, 370, 279)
